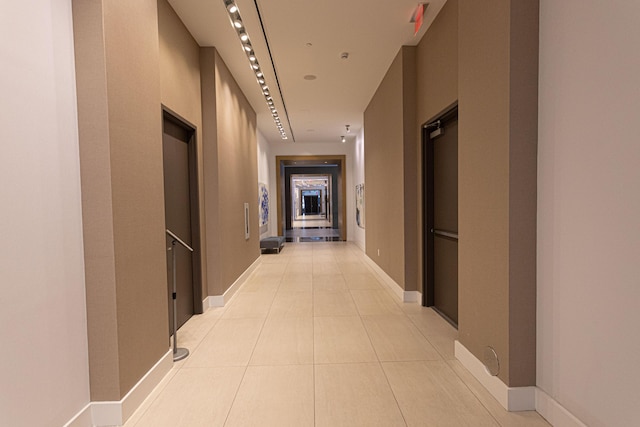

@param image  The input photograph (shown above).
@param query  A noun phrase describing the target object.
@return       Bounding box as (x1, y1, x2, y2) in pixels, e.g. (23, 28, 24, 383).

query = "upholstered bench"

(260, 236, 285, 254)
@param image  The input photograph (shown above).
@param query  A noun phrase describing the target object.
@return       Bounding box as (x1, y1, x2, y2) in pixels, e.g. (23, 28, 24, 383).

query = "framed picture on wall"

(259, 183, 269, 229)
(356, 183, 365, 229)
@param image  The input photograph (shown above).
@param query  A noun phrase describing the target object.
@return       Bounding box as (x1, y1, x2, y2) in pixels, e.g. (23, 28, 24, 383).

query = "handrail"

(166, 229, 194, 252)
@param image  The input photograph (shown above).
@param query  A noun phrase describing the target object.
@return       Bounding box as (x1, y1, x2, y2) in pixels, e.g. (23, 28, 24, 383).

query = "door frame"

(422, 102, 458, 309)
(162, 105, 203, 315)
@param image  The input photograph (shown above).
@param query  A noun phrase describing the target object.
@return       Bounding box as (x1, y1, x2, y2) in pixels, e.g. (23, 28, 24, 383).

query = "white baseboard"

(63, 403, 92, 427)
(203, 294, 224, 308)
(204, 256, 262, 308)
(454, 340, 536, 411)
(403, 290, 422, 303)
(362, 255, 420, 304)
(91, 349, 173, 426)
(536, 388, 588, 427)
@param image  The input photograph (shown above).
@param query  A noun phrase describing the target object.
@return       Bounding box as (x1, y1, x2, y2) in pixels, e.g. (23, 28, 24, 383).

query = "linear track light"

(223, 0, 288, 140)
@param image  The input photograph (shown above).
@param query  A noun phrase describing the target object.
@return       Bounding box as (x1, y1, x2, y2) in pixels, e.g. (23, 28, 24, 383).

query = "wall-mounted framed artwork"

(259, 183, 269, 232)
(356, 183, 365, 229)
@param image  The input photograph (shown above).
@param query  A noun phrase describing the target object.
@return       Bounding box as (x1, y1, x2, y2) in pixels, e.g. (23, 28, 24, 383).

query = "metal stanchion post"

(167, 229, 192, 362)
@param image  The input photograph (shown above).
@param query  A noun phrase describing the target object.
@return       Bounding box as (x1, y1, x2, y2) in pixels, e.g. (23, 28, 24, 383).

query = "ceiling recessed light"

(233, 20, 242, 29)
(256, 72, 263, 78)
(240, 33, 248, 42)
(303, 75, 317, 81)
(226, 2, 238, 13)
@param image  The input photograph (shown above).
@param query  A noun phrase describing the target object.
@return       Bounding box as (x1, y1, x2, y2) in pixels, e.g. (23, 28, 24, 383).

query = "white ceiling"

(168, 0, 446, 144)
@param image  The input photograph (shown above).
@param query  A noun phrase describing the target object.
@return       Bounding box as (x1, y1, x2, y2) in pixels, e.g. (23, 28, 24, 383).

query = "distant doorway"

(276, 156, 346, 242)
(302, 191, 321, 215)
(423, 105, 459, 326)
(162, 108, 203, 335)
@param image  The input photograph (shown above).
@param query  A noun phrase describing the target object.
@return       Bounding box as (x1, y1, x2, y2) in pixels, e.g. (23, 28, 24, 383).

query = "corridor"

(124, 242, 549, 427)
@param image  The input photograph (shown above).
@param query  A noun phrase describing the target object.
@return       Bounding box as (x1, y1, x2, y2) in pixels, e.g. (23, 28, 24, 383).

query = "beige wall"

(416, 0, 458, 123)
(201, 48, 260, 296)
(401, 49, 419, 292)
(158, 0, 202, 128)
(158, 0, 207, 299)
(458, 0, 538, 387)
(458, 0, 511, 387)
(200, 47, 221, 295)
(214, 51, 260, 292)
(364, 49, 407, 288)
(73, 0, 169, 400)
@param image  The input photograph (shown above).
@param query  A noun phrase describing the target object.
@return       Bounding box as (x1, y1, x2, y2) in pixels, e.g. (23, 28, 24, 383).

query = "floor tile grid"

(312, 243, 413, 426)
(218, 251, 290, 426)
(124, 307, 230, 424)
(356, 323, 411, 427)
(314, 244, 501, 426)
(353, 267, 502, 426)
(310, 243, 406, 427)
(171, 309, 227, 370)
(173, 252, 289, 426)
(341, 253, 434, 427)
(126, 244, 351, 425)
(141, 243, 424, 425)
(267, 243, 318, 424)
(124, 242, 549, 426)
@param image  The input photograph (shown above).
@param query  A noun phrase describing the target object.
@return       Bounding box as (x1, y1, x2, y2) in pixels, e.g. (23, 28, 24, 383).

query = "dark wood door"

(424, 107, 459, 326)
(163, 118, 195, 333)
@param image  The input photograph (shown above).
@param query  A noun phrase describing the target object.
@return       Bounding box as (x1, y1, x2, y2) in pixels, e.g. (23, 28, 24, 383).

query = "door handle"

(433, 229, 458, 240)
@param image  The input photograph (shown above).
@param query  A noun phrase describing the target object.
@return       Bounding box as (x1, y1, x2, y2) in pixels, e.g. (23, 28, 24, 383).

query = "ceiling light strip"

(223, 0, 289, 140)
(251, 0, 295, 142)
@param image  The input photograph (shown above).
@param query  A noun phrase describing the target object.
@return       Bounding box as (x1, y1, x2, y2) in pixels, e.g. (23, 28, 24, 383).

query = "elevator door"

(303, 194, 320, 215)
(424, 108, 458, 326)
(163, 117, 195, 333)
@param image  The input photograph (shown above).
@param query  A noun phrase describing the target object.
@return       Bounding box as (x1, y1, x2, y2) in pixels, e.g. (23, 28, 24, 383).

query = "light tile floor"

(125, 242, 550, 427)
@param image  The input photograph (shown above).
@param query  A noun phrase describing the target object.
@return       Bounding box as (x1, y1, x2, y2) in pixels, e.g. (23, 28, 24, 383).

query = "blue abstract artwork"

(259, 183, 269, 227)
